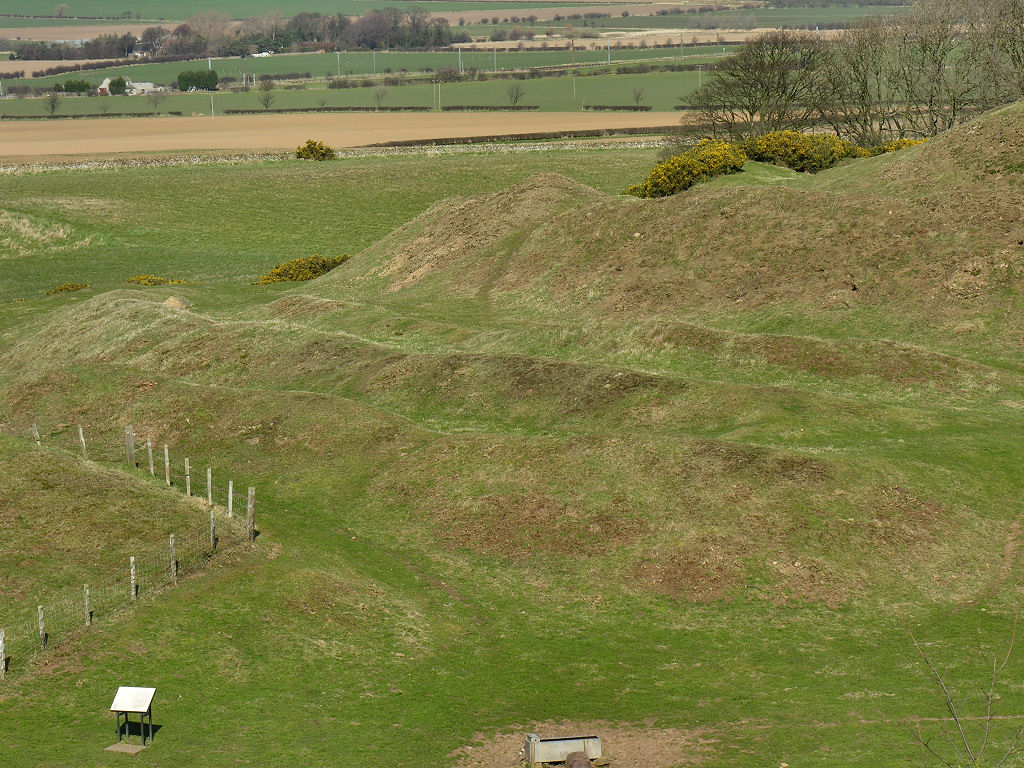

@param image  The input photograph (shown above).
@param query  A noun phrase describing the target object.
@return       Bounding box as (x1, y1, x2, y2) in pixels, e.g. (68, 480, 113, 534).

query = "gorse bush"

(295, 139, 335, 161)
(126, 275, 192, 286)
(255, 254, 350, 284)
(45, 283, 89, 295)
(862, 138, 928, 157)
(627, 139, 746, 198)
(741, 131, 859, 174)
(629, 132, 926, 198)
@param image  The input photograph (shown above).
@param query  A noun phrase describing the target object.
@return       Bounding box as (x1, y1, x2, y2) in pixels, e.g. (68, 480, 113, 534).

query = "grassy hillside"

(1, 105, 1023, 767)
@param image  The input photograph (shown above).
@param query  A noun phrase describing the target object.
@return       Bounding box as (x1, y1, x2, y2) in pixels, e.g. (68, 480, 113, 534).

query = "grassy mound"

(2, 105, 1024, 768)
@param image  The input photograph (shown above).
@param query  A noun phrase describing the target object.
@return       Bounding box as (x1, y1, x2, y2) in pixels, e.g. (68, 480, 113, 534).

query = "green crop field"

(1, 98, 1024, 768)
(0, 69, 708, 114)
(0, 0, 604, 20)
(6, 45, 736, 87)
(588, 4, 907, 29)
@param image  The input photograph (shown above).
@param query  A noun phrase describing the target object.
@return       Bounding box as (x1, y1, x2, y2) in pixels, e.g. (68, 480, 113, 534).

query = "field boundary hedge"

(584, 105, 653, 111)
(0, 111, 184, 119)
(369, 124, 680, 147)
(223, 106, 430, 114)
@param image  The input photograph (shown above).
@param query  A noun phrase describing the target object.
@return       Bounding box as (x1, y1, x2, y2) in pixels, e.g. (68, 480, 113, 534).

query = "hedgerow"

(255, 254, 351, 284)
(45, 282, 89, 295)
(126, 275, 192, 286)
(626, 139, 747, 198)
(295, 139, 335, 161)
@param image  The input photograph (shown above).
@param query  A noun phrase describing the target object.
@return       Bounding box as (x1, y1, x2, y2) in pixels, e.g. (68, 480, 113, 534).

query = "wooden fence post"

(210, 508, 216, 551)
(184, 458, 191, 496)
(163, 445, 170, 486)
(78, 425, 87, 459)
(169, 534, 177, 584)
(227, 480, 234, 517)
(130, 556, 136, 601)
(0, 627, 5, 679)
(38, 605, 45, 650)
(206, 467, 212, 505)
(147, 440, 154, 476)
(84, 584, 91, 626)
(32, 423, 40, 447)
(125, 425, 135, 467)
(246, 486, 256, 542)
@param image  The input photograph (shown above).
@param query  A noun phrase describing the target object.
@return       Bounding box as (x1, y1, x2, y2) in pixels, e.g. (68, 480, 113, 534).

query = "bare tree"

(910, 608, 1024, 768)
(507, 83, 525, 106)
(374, 86, 388, 109)
(632, 87, 645, 107)
(44, 92, 60, 117)
(685, 30, 828, 138)
(146, 90, 167, 114)
(257, 80, 276, 110)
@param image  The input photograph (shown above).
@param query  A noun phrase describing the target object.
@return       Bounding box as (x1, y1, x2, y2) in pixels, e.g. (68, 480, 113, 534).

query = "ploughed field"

(0, 111, 679, 157)
(0, 104, 1023, 767)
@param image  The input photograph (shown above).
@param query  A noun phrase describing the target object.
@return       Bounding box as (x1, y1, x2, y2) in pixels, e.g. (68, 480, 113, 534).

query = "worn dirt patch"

(448, 720, 713, 768)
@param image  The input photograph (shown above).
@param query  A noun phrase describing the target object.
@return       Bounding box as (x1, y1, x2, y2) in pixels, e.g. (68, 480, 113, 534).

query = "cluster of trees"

(11, 33, 139, 61)
(9, 8, 470, 63)
(688, 0, 1024, 144)
(176, 70, 219, 91)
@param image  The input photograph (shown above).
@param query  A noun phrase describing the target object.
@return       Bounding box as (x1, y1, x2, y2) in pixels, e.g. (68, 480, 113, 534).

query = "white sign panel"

(110, 687, 156, 714)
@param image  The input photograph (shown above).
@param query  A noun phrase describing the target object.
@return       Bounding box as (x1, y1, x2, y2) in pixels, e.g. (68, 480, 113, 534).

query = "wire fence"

(0, 418, 259, 680)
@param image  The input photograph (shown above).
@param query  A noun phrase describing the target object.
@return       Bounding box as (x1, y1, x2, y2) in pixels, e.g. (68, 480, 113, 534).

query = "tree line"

(8, 8, 470, 62)
(688, 0, 1024, 144)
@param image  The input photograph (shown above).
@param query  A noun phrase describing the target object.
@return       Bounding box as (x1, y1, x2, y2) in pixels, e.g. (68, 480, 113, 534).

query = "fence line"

(0, 418, 260, 679)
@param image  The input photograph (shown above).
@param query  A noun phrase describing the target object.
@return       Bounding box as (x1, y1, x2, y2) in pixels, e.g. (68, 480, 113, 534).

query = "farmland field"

(0, 0, 616, 19)
(0, 112, 680, 156)
(6, 45, 734, 87)
(2, 59, 1024, 768)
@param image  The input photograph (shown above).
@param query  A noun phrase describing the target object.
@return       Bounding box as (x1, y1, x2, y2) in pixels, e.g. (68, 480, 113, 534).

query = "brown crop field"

(0, 23, 154, 42)
(0, 111, 680, 158)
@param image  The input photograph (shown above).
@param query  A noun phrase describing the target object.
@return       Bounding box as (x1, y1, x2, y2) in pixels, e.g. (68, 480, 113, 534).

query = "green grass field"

(0, 69, 704, 114)
(587, 4, 906, 29)
(1, 102, 1024, 768)
(6, 45, 734, 87)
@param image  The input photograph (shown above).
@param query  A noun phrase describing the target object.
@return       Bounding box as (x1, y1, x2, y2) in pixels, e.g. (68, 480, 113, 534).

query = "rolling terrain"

(0, 104, 1023, 767)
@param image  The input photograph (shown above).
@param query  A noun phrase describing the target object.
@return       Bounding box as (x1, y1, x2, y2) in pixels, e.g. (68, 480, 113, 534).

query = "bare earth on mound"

(0, 112, 679, 158)
(448, 720, 713, 768)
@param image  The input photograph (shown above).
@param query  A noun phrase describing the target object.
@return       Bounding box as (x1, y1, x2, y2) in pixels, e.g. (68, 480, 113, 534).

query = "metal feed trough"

(525, 733, 601, 765)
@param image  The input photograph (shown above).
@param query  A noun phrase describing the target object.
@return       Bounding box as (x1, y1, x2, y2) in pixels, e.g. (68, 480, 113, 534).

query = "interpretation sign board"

(108, 687, 156, 751)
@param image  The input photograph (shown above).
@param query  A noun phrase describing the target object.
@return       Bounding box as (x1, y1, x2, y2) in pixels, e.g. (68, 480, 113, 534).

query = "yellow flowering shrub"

(126, 275, 193, 286)
(46, 282, 89, 295)
(741, 131, 860, 173)
(296, 139, 335, 161)
(255, 254, 351, 284)
(627, 139, 747, 198)
(862, 138, 927, 157)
